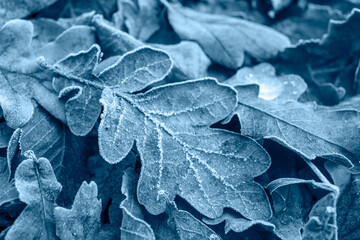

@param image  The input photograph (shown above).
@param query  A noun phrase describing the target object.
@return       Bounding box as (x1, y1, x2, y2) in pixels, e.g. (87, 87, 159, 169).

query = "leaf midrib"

(57, 64, 263, 217)
(32, 159, 52, 240)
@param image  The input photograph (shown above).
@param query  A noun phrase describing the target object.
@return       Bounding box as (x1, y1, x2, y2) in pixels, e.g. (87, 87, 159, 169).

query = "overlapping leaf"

(8, 106, 66, 171)
(46, 44, 172, 136)
(152, 41, 211, 79)
(267, 180, 334, 240)
(99, 78, 272, 220)
(230, 66, 360, 172)
(161, 0, 290, 69)
(0, 20, 36, 128)
(302, 193, 337, 240)
(119, 0, 161, 41)
(44, 43, 273, 220)
(88, 152, 135, 225)
(51, 46, 102, 136)
(337, 174, 360, 240)
(5, 151, 62, 240)
(274, 8, 360, 104)
(92, 15, 143, 58)
(54, 181, 102, 240)
(0, 18, 96, 129)
(273, 4, 343, 43)
(92, 15, 190, 81)
(0, 0, 58, 26)
(120, 168, 155, 240)
(224, 63, 306, 101)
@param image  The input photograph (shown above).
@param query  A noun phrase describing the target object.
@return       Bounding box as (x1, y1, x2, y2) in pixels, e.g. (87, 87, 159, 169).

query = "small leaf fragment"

(54, 181, 102, 240)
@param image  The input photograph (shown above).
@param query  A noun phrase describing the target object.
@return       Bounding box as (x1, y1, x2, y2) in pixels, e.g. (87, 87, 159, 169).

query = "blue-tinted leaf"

(324, 161, 351, 195)
(302, 193, 337, 240)
(275, 8, 360, 104)
(99, 79, 272, 220)
(98, 88, 142, 163)
(233, 75, 360, 172)
(267, 177, 338, 240)
(355, 60, 360, 93)
(68, 0, 116, 19)
(92, 14, 143, 57)
(55, 11, 96, 29)
(30, 18, 65, 49)
(147, 201, 222, 240)
(54, 181, 101, 240)
(224, 63, 306, 101)
(30, 12, 95, 51)
(120, 168, 155, 240)
(119, 0, 161, 41)
(0, 18, 93, 128)
(34, 25, 96, 64)
(92, 15, 189, 81)
(162, 0, 290, 69)
(0, 19, 38, 73)
(46, 44, 172, 136)
(5, 151, 62, 240)
(51, 45, 102, 136)
(268, 182, 313, 240)
(267, 0, 294, 16)
(0, 0, 58, 26)
(280, 9, 360, 68)
(0, 157, 18, 207)
(0, 71, 34, 129)
(337, 174, 360, 240)
(19, 106, 65, 170)
(29, 80, 66, 124)
(273, 4, 342, 43)
(165, 204, 222, 240)
(152, 41, 211, 79)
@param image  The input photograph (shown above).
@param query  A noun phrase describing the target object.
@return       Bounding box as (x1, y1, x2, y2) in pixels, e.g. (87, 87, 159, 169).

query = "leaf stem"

(303, 158, 339, 196)
(304, 158, 329, 184)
